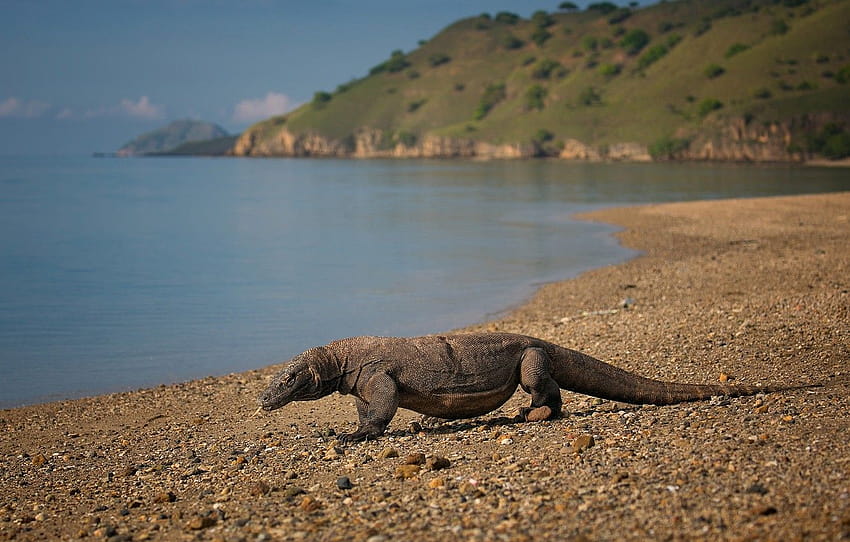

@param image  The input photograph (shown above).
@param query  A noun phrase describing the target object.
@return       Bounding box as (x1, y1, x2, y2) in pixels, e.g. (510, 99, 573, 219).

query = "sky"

(1, 0, 611, 155)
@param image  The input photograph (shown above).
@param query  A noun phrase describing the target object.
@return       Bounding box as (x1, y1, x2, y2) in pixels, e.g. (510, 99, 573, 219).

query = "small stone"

(525, 406, 552, 422)
(719, 372, 730, 383)
(299, 496, 322, 512)
(782, 415, 794, 422)
(572, 434, 595, 453)
(746, 483, 769, 495)
(500, 438, 514, 445)
(153, 491, 176, 503)
(282, 486, 306, 499)
(336, 476, 353, 490)
(32, 454, 47, 467)
(408, 421, 423, 434)
(324, 446, 344, 460)
(404, 453, 426, 465)
(394, 464, 421, 479)
(377, 447, 399, 459)
(187, 515, 216, 530)
(428, 477, 446, 489)
(425, 456, 451, 471)
(249, 481, 271, 496)
(755, 404, 769, 414)
(120, 465, 137, 477)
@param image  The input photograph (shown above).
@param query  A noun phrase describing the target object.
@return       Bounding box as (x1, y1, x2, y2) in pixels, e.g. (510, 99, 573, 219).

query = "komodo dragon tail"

(549, 347, 811, 405)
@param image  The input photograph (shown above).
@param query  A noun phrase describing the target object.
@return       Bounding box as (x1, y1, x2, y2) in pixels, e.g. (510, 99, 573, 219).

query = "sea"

(1, 155, 848, 408)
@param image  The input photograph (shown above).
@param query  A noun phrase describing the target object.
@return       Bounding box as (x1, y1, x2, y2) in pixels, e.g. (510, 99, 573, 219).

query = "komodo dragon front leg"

(340, 372, 399, 442)
(518, 347, 563, 422)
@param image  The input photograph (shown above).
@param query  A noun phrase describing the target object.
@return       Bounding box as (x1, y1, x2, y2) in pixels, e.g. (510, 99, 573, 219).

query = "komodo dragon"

(258, 332, 804, 442)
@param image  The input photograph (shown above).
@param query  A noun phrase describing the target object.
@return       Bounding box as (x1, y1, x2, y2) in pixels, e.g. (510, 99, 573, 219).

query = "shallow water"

(1, 156, 848, 407)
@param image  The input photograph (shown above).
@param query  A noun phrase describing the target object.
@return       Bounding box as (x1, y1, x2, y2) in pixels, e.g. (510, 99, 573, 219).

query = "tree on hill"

(558, 2, 579, 11)
(587, 2, 619, 14)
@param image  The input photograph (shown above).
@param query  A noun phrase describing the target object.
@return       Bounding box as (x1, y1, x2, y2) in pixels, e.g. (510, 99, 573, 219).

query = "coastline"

(2, 192, 848, 540)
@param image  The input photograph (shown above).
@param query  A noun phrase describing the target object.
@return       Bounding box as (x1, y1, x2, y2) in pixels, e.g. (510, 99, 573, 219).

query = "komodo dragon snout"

(258, 353, 323, 411)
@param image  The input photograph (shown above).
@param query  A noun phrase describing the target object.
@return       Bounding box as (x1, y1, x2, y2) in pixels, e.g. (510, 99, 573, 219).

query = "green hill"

(117, 119, 230, 156)
(233, 0, 850, 162)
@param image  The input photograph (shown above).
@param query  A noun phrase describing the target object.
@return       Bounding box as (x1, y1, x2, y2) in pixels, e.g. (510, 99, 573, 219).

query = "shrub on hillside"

(525, 85, 548, 111)
(531, 10, 555, 28)
(704, 64, 726, 78)
(582, 36, 599, 52)
(725, 43, 749, 58)
(495, 11, 520, 24)
(608, 9, 632, 25)
(473, 83, 507, 120)
(397, 132, 417, 147)
(370, 50, 411, 75)
(532, 28, 553, 47)
(649, 136, 691, 160)
(312, 91, 332, 108)
(620, 29, 650, 55)
(598, 63, 621, 77)
(502, 35, 525, 50)
(770, 19, 789, 35)
(587, 2, 618, 14)
(578, 86, 602, 106)
(428, 53, 451, 67)
(835, 65, 850, 84)
(697, 98, 723, 117)
(806, 123, 850, 159)
(559, 2, 579, 10)
(531, 59, 562, 79)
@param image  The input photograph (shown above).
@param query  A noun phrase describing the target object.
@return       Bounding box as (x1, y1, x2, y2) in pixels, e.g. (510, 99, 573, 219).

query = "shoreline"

(2, 192, 848, 540)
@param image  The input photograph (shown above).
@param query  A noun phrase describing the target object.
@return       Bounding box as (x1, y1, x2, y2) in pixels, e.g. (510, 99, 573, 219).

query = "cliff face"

(230, 116, 837, 163)
(231, 128, 536, 159)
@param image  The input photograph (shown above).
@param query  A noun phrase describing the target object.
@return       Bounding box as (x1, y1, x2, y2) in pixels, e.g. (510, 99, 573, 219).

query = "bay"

(1, 156, 848, 408)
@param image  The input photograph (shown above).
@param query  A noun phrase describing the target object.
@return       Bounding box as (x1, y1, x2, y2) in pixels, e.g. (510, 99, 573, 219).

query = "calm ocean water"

(1, 156, 848, 408)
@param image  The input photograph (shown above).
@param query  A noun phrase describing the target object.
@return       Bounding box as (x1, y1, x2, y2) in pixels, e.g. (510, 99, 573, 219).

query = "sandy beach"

(2, 191, 848, 541)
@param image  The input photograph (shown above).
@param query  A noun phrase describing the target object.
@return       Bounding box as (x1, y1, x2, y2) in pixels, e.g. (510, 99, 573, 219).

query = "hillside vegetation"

(233, 0, 850, 162)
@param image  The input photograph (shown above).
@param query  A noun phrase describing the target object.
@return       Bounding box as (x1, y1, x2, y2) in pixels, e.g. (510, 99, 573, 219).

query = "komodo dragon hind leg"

(518, 347, 563, 422)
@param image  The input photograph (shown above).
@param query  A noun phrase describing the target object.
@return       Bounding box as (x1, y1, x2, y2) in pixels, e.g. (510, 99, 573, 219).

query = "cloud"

(0, 97, 52, 118)
(57, 96, 166, 121)
(117, 96, 164, 119)
(232, 92, 294, 123)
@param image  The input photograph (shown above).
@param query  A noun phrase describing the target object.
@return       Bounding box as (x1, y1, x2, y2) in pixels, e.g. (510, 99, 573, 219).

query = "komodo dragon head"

(259, 348, 332, 411)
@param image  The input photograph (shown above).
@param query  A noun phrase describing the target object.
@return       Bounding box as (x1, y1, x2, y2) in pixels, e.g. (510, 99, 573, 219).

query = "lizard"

(258, 332, 810, 442)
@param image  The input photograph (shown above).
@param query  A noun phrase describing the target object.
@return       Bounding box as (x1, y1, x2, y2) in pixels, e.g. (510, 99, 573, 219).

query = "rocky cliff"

(231, 114, 845, 163)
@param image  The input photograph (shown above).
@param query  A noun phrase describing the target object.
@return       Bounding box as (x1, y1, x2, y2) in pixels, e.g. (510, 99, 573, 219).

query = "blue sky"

(1, 0, 610, 155)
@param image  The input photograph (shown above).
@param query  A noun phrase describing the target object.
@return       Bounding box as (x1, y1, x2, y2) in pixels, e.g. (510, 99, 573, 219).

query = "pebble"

(299, 496, 322, 512)
(394, 465, 421, 479)
(404, 453, 426, 465)
(282, 487, 305, 499)
(249, 481, 271, 496)
(425, 456, 451, 471)
(336, 476, 353, 490)
(186, 515, 216, 530)
(152, 491, 176, 503)
(428, 477, 446, 489)
(324, 446, 344, 460)
(377, 447, 399, 459)
(572, 434, 595, 453)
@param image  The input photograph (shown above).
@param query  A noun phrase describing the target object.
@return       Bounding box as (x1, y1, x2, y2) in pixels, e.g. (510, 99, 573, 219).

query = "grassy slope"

(249, 0, 850, 149)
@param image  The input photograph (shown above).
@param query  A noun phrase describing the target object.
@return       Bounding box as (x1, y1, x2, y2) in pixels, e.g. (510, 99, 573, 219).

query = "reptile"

(258, 332, 806, 442)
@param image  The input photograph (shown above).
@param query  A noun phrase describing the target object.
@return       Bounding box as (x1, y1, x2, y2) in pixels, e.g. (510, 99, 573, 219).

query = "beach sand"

(2, 192, 848, 541)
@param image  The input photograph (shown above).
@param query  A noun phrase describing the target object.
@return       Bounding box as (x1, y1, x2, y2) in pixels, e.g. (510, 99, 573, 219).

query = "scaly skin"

(258, 333, 807, 442)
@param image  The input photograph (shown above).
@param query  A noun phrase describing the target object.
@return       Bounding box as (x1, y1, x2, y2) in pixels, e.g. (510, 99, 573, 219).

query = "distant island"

(231, 0, 849, 163)
(115, 119, 236, 157)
